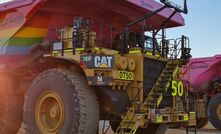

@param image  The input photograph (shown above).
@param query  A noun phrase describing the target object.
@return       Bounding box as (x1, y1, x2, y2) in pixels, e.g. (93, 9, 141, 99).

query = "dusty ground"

(166, 123, 220, 134)
(99, 122, 221, 134)
(17, 122, 220, 134)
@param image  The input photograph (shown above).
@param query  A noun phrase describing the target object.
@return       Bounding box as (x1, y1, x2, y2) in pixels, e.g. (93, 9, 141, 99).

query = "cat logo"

(94, 56, 113, 68)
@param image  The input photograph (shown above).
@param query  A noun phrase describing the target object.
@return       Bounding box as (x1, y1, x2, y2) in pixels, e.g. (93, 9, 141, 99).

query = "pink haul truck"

(182, 55, 221, 130)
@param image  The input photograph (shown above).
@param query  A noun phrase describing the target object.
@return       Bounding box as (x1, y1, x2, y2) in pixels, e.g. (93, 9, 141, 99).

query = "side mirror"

(160, 0, 188, 14)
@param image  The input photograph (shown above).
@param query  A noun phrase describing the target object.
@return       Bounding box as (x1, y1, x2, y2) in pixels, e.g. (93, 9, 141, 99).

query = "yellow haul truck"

(0, 0, 195, 133)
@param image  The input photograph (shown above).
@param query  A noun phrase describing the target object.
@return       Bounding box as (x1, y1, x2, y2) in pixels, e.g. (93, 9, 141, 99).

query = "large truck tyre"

(0, 75, 23, 134)
(23, 69, 99, 134)
(207, 93, 221, 130)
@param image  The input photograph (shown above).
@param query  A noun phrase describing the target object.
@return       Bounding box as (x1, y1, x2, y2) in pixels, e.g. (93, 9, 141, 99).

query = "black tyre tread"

(23, 68, 99, 134)
(207, 93, 221, 130)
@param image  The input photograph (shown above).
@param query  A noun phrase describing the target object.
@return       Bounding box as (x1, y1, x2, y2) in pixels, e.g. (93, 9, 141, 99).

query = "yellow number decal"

(172, 81, 177, 96)
(178, 81, 184, 97)
(172, 80, 184, 97)
(119, 71, 134, 80)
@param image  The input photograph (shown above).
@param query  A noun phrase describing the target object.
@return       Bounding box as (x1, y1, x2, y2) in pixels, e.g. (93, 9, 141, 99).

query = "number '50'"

(171, 81, 184, 96)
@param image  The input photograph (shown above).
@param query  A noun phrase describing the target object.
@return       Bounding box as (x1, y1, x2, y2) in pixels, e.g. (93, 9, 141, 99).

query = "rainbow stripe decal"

(0, 26, 48, 55)
(0, 9, 50, 56)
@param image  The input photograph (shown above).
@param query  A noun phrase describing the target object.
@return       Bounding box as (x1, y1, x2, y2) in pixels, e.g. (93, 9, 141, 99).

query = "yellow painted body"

(47, 26, 196, 133)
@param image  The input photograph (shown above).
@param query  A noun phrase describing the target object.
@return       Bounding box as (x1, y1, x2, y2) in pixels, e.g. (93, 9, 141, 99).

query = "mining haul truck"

(182, 55, 221, 130)
(0, 0, 194, 134)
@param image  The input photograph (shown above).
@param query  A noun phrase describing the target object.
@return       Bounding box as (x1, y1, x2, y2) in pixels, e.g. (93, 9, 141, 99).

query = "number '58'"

(171, 81, 184, 96)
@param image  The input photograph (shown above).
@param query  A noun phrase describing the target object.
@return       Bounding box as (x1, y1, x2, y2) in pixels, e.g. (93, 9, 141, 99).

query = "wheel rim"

(217, 104, 221, 120)
(35, 90, 65, 134)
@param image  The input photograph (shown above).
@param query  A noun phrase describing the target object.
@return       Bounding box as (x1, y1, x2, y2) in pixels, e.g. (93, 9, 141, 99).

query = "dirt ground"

(99, 122, 221, 134)
(166, 123, 220, 134)
(17, 122, 220, 134)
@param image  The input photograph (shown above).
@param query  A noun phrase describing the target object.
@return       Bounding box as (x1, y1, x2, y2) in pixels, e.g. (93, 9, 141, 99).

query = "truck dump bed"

(0, 0, 185, 68)
(182, 55, 221, 93)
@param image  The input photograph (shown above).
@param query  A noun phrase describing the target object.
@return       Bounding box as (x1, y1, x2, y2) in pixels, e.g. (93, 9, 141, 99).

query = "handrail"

(160, 0, 188, 14)
(144, 35, 189, 109)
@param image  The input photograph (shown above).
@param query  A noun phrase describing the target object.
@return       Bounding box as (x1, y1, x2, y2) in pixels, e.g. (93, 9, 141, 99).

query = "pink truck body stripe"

(182, 55, 221, 93)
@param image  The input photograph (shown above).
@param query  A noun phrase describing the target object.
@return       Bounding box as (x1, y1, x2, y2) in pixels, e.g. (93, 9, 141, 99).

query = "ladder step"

(160, 75, 171, 79)
(149, 94, 160, 98)
(147, 100, 156, 103)
(145, 60, 181, 115)
(155, 93, 172, 97)
(153, 88, 162, 91)
(155, 83, 167, 88)
(166, 67, 176, 71)
(121, 120, 136, 123)
(154, 85, 163, 88)
(158, 79, 170, 84)
(163, 71, 173, 74)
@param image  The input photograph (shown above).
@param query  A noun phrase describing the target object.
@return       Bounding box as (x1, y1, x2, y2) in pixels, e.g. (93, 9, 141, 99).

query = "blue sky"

(0, 0, 11, 3)
(167, 0, 221, 58)
(0, 0, 220, 58)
